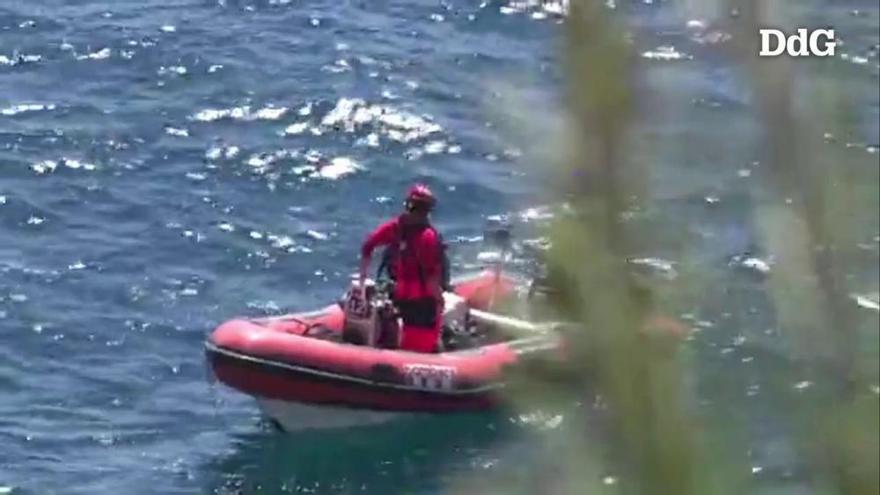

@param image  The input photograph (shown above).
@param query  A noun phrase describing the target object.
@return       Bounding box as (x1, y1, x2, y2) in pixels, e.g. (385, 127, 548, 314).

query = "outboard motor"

(440, 291, 475, 351)
(341, 278, 400, 348)
(484, 218, 513, 253)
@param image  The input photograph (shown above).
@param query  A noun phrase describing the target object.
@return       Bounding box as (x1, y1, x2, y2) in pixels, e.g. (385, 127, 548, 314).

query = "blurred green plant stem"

(728, 1, 879, 493)
(459, 0, 879, 494)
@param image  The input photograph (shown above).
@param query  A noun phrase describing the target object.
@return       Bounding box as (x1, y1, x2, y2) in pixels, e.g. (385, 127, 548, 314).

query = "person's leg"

(398, 298, 441, 352)
(400, 325, 438, 352)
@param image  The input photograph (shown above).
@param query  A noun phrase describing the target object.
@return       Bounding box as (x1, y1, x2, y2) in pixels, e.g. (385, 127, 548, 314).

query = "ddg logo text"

(759, 28, 836, 57)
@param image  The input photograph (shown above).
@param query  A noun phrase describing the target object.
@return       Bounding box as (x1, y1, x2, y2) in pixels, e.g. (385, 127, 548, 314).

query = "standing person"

(358, 184, 446, 353)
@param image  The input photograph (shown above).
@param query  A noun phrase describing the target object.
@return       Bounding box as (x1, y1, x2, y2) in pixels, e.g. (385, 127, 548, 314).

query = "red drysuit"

(361, 216, 443, 352)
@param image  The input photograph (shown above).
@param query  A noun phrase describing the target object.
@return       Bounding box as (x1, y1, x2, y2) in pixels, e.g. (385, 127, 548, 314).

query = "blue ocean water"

(1, 1, 877, 494)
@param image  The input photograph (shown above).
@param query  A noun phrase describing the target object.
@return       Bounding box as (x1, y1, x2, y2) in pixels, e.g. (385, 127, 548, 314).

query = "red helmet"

(405, 183, 436, 211)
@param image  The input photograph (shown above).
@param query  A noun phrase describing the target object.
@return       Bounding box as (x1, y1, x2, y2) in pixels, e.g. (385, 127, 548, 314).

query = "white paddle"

(469, 308, 559, 335)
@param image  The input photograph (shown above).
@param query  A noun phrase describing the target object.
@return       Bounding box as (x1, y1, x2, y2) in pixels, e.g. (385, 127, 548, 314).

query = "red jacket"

(361, 217, 441, 300)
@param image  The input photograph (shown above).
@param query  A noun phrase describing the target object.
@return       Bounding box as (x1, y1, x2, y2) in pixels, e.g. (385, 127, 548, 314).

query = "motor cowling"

(442, 292, 468, 330)
(342, 279, 400, 348)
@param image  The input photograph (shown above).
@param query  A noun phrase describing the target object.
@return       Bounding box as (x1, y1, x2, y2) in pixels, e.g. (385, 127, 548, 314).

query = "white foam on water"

(291, 164, 317, 175)
(61, 159, 96, 171)
(319, 97, 443, 144)
(31, 160, 58, 174)
(283, 122, 309, 135)
(852, 293, 880, 311)
(477, 251, 502, 263)
(304, 149, 323, 163)
(641, 46, 693, 61)
(740, 257, 771, 274)
(191, 105, 289, 122)
(686, 19, 708, 30)
(165, 127, 189, 137)
(267, 234, 295, 249)
(317, 156, 363, 180)
(510, 410, 565, 430)
(500, 0, 568, 17)
(158, 65, 187, 76)
(1, 103, 57, 116)
(0, 53, 41, 65)
(77, 48, 112, 60)
(191, 106, 251, 122)
(841, 53, 870, 65)
(323, 59, 351, 73)
(179, 287, 198, 297)
(244, 149, 298, 172)
(543, 0, 569, 15)
(793, 380, 813, 391)
(691, 29, 731, 45)
(522, 237, 551, 251)
(254, 106, 287, 120)
(424, 140, 447, 154)
(206, 146, 242, 161)
(359, 133, 380, 147)
(630, 257, 679, 280)
(518, 205, 554, 222)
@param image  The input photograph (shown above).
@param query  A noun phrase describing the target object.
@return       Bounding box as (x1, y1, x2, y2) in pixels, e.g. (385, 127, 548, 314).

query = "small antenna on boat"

(484, 217, 513, 252)
(484, 217, 513, 310)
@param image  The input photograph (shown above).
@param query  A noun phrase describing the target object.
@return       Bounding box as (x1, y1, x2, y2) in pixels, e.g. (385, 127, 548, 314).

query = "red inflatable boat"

(205, 271, 560, 427)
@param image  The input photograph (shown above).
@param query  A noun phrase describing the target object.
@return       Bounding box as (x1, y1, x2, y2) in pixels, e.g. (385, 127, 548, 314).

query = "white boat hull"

(257, 398, 409, 431)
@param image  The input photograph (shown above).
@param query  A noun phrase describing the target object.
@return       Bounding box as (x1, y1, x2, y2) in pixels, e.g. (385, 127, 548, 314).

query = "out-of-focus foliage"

(452, 0, 878, 493)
